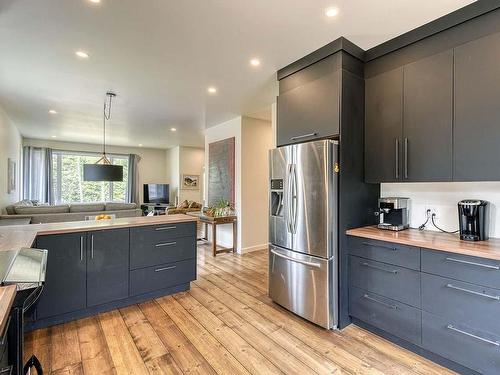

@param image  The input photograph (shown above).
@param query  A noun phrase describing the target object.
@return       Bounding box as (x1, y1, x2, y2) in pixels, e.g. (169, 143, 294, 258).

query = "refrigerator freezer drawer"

(269, 245, 334, 329)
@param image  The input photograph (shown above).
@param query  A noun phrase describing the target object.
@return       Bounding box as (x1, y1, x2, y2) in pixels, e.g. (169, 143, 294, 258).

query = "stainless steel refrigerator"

(269, 139, 338, 329)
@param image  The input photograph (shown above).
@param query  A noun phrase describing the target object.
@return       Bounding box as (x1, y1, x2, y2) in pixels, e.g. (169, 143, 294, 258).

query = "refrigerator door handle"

(286, 163, 293, 233)
(291, 163, 298, 234)
(270, 249, 321, 268)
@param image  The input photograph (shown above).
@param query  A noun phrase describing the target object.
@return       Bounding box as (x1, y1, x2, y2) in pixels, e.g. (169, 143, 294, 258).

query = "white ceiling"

(0, 0, 475, 149)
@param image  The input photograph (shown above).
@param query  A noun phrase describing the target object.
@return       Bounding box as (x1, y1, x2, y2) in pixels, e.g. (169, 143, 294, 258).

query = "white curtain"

(126, 154, 141, 203)
(23, 146, 53, 204)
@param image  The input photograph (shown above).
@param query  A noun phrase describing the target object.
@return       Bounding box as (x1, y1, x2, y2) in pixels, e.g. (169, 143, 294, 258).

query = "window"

(52, 151, 129, 204)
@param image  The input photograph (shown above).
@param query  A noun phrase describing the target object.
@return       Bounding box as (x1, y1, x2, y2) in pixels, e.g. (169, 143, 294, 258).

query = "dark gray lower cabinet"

(348, 235, 500, 374)
(36, 233, 87, 319)
(422, 311, 500, 375)
(86, 229, 129, 307)
(349, 286, 421, 346)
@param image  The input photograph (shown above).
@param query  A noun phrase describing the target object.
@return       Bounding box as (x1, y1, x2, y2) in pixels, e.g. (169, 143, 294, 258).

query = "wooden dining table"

(187, 212, 237, 256)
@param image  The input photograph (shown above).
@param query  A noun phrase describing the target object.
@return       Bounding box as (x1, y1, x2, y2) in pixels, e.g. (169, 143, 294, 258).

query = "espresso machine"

(458, 200, 489, 241)
(376, 197, 410, 231)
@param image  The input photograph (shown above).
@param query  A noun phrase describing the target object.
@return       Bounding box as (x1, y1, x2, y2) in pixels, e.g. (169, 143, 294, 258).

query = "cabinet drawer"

(349, 286, 421, 346)
(421, 249, 500, 289)
(130, 236, 196, 270)
(349, 256, 420, 308)
(422, 273, 500, 335)
(422, 311, 500, 375)
(130, 222, 196, 245)
(129, 259, 196, 296)
(348, 236, 420, 270)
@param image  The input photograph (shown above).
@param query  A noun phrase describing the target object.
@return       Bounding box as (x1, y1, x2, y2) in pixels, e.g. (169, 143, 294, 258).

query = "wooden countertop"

(347, 226, 500, 261)
(0, 214, 196, 252)
(0, 285, 16, 336)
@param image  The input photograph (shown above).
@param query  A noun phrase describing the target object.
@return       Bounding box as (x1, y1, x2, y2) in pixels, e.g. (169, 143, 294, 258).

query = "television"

(143, 184, 169, 204)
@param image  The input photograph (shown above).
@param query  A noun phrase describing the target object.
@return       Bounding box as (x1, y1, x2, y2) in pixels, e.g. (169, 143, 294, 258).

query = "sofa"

(1, 201, 142, 224)
(166, 200, 203, 215)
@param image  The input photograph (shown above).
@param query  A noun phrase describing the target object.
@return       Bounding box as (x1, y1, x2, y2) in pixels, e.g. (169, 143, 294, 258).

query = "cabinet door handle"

(361, 262, 398, 274)
(155, 265, 176, 272)
(446, 283, 500, 301)
(363, 294, 398, 310)
(404, 138, 408, 179)
(155, 226, 177, 231)
(80, 236, 84, 261)
(447, 324, 499, 346)
(91, 235, 94, 259)
(362, 242, 397, 251)
(445, 257, 499, 270)
(395, 138, 400, 179)
(290, 132, 317, 141)
(155, 241, 177, 248)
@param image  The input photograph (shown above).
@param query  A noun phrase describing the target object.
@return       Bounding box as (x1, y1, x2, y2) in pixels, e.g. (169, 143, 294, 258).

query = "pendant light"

(83, 92, 123, 182)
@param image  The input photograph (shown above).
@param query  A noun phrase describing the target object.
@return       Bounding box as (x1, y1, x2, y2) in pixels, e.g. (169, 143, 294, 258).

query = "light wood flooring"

(25, 245, 455, 375)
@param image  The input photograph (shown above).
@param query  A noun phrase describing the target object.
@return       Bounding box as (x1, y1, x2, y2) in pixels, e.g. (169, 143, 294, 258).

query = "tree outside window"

(52, 151, 128, 204)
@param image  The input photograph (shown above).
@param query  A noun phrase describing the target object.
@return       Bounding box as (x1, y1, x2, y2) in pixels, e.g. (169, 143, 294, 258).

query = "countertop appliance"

(0, 248, 47, 375)
(458, 200, 489, 241)
(376, 197, 410, 231)
(269, 139, 338, 329)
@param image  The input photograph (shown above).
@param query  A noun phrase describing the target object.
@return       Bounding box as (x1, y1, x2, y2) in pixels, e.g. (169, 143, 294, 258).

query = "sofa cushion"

(70, 203, 105, 213)
(105, 202, 137, 211)
(15, 204, 70, 215)
(177, 200, 189, 209)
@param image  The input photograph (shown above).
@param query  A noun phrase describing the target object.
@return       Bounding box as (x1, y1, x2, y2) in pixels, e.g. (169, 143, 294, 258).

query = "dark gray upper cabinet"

(365, 67, 403, 183)
(277, 55, 340, 146)
(454, 32, 500, 181)
(35, 233, 86, 319)
(86, 228, 129, 307)
(403, 50, 453, 181)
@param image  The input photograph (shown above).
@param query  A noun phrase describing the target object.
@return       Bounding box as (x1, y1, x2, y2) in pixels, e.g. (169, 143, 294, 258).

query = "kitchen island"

(0, 215, 197, 330)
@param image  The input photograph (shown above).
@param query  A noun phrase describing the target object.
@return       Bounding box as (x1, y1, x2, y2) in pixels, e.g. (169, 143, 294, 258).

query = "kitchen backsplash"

(381, 182, 500, 238)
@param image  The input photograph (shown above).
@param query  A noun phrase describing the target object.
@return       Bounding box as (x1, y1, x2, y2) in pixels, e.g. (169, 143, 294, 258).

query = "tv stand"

(141, 203, 173, 216)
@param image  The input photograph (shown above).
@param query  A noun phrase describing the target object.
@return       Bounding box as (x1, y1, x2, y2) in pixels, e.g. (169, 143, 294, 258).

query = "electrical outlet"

(425, 207, 437, 219)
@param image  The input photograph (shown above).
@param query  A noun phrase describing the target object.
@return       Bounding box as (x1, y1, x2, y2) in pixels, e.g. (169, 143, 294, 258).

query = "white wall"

(23, 138, 168, 203)
(178, 147, 204, 204)
(382, 182, 500, 238)
(205, 117, 242, 250)
(241, 117, 273, 252)
(204, 116, 272, 253)
(166, 146, 180, 204)
(0, 108, 22, 212)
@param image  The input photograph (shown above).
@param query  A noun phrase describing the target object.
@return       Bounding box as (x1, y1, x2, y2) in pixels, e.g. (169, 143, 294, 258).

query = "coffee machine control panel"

(271, 179, 283, 190)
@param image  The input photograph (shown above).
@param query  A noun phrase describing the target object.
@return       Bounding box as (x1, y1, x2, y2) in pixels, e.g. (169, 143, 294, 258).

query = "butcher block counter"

(0, 214, 196, 252)
(347, 225, 500, 261)
(0, 214, 198, 330)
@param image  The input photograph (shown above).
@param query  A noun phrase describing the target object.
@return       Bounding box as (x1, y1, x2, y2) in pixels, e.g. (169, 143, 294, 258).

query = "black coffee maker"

(458, 200, 489, 241)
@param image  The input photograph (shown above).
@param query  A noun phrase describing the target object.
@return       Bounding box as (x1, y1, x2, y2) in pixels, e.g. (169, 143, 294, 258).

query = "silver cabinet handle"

(91, 235, 94, 259)
(445, 257, 499, 270)
(447, 324, 499, 346)
(362, 242, 397, 251)
(80, 236, 84, 261)
(155, 242, 177, 248)
(270, 249, 321, 268)
(290, 132, 317, 141)
(446, 283, 500, 301)
(363, 294, 397, 310)
(155, 226, 177, 231)
(361, 262, 398, 274)
(404, 138, 408, 179)
(155, 265, 176, 272)
(395, 138, 400, 179)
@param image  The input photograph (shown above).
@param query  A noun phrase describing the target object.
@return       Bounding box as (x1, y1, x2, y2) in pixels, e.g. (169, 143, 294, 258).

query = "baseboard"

(241, 244, 268, 253)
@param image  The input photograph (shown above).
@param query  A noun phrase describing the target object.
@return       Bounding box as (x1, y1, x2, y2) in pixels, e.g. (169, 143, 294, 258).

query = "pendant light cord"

(102, 92, 115, 159)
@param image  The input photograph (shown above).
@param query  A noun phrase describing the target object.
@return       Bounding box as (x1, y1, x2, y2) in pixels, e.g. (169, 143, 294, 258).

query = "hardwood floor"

(25, 245, 455, 375)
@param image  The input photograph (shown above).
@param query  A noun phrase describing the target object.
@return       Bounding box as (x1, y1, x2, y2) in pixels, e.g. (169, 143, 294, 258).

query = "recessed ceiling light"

(51, 135, 57, 138)
(325, 7, 339, 17)
(48, 109, 58, 114)
(75, 50, 89, 59)
(207, 87, 217, 94)
(88, 0, 101, 3)
(170, 127, 177, 132)
(138, 143, 143, 147)
(250, 58, 261, 67)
